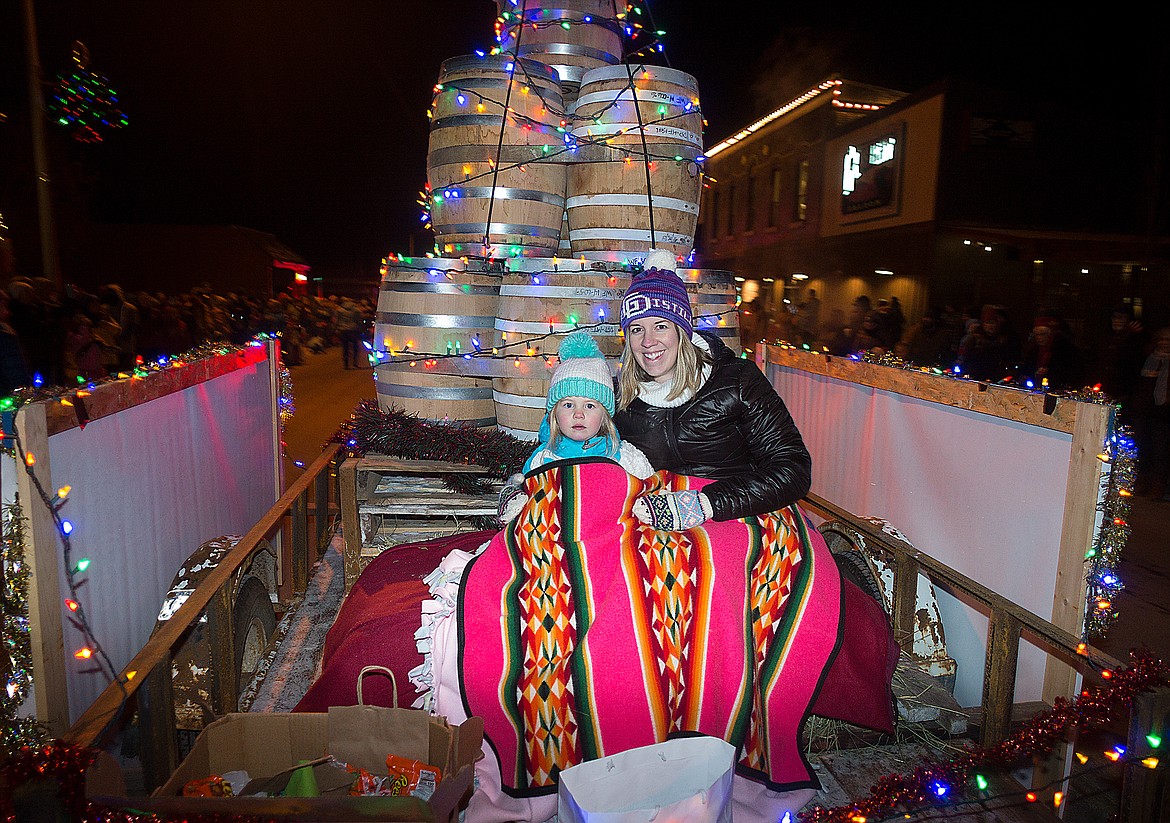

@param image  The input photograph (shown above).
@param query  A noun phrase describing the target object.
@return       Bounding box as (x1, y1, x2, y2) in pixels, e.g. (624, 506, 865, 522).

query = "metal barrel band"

(376, 382, 495, 401)
(379, 282, 501, 296)
(492, 389, 550, 408)
(575, 88, 696, 110)
(445, 186, 566, 207)
(439, 54, 561, 83)
(568, 227, 694, 245)
(570, 121, 703, 147)
(437, 222, 562, 240)
(495, 318, 620, 335)
(376, 312, 498, 328)
(565, 193, 698, 214)
(499, 284, 622, 299)
(431, 115, 564, 136)
(515, 43, 621, 64)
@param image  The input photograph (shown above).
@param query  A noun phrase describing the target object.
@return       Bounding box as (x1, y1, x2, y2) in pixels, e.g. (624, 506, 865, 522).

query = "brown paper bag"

(326, 665, 433, 773)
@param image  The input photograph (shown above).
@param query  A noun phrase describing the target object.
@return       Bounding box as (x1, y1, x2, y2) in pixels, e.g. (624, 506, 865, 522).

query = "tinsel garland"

(799, 648, 1169, 822)
(0, 501, 46, 755)
(0, 651, 1162, 822)
(334, 400, 531, 483)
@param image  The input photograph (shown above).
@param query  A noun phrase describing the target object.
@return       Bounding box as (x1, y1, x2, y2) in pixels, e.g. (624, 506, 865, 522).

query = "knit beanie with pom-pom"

(546, 331, 615, 415)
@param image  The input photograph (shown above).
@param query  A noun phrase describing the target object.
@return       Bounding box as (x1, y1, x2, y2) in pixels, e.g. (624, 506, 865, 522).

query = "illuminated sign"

(840, 128, 903, 217)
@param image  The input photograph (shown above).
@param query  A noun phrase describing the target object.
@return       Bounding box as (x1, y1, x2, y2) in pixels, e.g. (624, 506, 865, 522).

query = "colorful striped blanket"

(457, 458, 844, 796)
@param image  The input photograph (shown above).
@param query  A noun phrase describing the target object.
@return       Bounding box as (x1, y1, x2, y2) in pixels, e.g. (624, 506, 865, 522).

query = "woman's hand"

(632, 490, 712, 531)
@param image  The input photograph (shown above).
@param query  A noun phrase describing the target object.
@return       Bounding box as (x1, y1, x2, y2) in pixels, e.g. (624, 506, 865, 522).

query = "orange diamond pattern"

(743, 508, 803, 772)
(513, 470, 581, 786)
(635, 525, 699, 733)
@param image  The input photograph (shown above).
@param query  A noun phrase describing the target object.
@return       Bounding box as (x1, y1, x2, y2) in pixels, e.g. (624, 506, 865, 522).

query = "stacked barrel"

(372, 2, 738, 439)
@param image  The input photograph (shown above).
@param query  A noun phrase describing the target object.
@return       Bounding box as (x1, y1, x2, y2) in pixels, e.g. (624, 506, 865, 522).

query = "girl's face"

(554, 397, 605, 442)
(626, 316, 681, 383)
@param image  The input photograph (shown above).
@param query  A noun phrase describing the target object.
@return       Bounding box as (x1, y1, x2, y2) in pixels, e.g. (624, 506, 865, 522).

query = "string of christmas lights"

(46, 42, 128, 144)
(798, 648, 1168, 822)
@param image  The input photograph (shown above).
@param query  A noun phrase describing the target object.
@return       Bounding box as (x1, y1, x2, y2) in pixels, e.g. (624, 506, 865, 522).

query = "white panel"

(771, 363, 1072, 707)
(49, 357, 278, 720)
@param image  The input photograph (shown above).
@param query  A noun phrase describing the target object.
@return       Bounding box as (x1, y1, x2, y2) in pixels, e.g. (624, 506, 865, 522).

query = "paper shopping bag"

(558, 736, 735, 823)
(326, 665, 432, 772)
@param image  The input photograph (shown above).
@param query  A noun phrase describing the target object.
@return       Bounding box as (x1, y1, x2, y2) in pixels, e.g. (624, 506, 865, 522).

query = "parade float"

(5, 2, 1168, 821)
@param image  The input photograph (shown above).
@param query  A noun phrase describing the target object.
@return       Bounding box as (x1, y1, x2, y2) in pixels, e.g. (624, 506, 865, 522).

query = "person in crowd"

(335, 297, 363, 369)
(1019, 314, 1083, 390)
(0, 290, 30, 395)
(795, 288, 821, 339)
(1096, 303, 1148, 416)
(498, 332, 654, 523)
(874, 297, 904, 345)
(63, 313, 105, 382)
(852, 309, 891, 354)
(958, 304, 1020, 381)
(1134, 326, 1170, 500)
(900, 306, 956, 368)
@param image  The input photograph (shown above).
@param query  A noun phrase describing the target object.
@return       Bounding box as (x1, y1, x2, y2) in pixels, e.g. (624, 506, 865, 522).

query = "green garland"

(1, 500, 47, 754)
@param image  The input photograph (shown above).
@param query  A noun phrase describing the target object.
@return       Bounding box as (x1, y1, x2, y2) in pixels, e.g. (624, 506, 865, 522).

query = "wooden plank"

(64, 444, 340, 748)
(892, 552, 920, 652)
(205, 582, 238, 715)
(138, 656, 178, 792)
(356, 456, 493, 474)
(291, 492, 309, 594)
(981, 609, 1022, 747)
(1043, 402, 1110, 707)
(767, 345, 1080, 434)
(360, 496, 498, 515)
(339, 459, 362, 594)
(15, 402, 70, 737)
(313, 468, 330, 552)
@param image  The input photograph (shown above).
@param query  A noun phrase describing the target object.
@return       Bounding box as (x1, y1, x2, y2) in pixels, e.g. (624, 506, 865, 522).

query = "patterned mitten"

(497, 474, 527, 525)
(632, 490, 711, 531)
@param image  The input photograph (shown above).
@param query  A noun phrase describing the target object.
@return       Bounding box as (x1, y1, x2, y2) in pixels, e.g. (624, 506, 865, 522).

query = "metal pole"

(20, 0, 62, 289)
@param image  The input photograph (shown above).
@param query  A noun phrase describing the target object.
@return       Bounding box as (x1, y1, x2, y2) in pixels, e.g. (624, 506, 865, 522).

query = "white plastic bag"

(558, 737, 735, 823)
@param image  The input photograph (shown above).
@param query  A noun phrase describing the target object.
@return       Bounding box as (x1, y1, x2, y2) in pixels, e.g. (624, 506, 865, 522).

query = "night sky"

(0, 2, 1158, 280)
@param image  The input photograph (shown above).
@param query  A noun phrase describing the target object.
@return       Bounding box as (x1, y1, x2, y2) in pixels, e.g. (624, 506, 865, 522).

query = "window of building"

(710, 190, 721, 239)
(769, 168, 782, 227)
(726, 184, 736, 236)
(795, 160, 809, 222)
(745, 176, 756, 233)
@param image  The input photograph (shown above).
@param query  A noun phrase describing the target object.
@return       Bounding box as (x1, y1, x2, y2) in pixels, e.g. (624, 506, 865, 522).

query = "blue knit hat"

(620, 253, 693, 337)
(547, 332, 615, 415)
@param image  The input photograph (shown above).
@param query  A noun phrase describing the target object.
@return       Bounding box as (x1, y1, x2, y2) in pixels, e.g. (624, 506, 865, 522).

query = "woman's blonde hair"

(617, 323, 712, 410)
(547, 402, 618, 452)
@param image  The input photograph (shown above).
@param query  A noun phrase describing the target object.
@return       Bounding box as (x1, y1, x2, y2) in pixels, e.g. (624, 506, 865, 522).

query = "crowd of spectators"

(742, 291, 1170, 500)
(0, 275, 375, 396)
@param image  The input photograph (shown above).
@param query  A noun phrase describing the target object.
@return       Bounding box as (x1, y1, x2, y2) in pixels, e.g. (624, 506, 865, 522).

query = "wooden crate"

(339, 456, 500, 592)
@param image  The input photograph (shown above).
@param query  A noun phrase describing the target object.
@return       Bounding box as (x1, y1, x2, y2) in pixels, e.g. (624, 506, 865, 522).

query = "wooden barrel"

(372, 257, 500, 425)
(494, 0, 624, 90)
(567, 65, 704, 259)
(427, 55, 568, 259)
(492, 270, 628, 439)
(677, 268, 741, 348)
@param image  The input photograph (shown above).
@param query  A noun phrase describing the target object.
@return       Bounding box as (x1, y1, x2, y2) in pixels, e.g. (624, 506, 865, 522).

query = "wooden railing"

(63, 444, 344, 790)
(802, 491, 1125, 747)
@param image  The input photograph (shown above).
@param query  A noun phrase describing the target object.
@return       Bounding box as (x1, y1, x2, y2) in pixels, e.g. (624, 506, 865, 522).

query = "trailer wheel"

(820, 526, 888, 612)
(233, 576, 277, 690)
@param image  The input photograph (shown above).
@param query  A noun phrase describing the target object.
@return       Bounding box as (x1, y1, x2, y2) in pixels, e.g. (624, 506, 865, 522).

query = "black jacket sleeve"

(700, 363, 812, 520)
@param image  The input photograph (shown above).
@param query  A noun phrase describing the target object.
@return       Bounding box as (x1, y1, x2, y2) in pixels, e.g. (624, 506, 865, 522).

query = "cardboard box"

(143, 711, 484, 822)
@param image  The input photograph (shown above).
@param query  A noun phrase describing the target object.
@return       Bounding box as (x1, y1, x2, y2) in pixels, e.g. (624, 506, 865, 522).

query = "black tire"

(821, 527, 888, 611)
(233, 576, 277, 692)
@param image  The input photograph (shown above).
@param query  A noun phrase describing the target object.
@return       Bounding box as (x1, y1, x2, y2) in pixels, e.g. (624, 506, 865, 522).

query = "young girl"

(499, 331, 652, 523)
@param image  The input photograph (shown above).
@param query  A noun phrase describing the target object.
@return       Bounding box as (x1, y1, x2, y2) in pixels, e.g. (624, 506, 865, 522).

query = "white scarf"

(634, 333, 714, 409)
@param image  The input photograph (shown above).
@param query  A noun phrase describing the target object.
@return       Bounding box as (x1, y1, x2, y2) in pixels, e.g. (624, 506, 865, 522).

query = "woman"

(611, 255, 880, 819)
(613, 254, 812, 528)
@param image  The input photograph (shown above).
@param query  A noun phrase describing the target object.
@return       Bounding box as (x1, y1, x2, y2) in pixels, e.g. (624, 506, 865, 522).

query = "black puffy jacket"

(613, 333, 812, 521)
